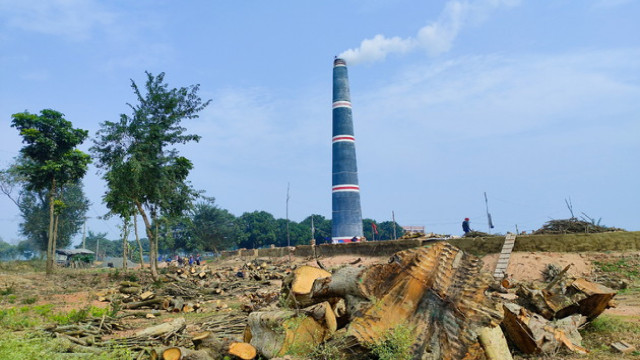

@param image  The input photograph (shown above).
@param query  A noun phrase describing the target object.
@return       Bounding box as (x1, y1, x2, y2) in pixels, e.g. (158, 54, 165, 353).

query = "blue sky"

(0, 0, 638, 244)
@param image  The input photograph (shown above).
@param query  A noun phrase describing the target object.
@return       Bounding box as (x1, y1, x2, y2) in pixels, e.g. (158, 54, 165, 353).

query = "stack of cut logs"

(96, 261, 286, 317)
(237, 242, 616, 359)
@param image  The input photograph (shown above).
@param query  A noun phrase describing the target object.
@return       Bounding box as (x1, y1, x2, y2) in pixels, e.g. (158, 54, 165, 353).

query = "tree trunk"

(135, 201, 158, 280)
(154, 219, 159, 270)
(52, 214, 59, 267)
(122, 217, 130, 272)
(281, 265, 331, 307)
(247, 308, 329, 358)
(318, 243, 505, 360)
(46, 179, 56, 275)
(136, 317, 185, 337)
(134, 213, 145, 268)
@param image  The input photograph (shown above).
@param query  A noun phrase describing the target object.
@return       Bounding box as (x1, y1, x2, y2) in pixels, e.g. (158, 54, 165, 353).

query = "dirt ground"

(1, 250, 639, 359)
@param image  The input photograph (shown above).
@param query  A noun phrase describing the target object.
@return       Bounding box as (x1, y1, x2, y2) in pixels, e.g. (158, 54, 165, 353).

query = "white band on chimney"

(332, 100, 351, 109)
(332, 135, 355, 143)
(332, 184, 360, 192)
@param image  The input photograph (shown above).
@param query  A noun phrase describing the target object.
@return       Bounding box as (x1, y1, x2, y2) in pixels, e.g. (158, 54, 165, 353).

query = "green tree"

(80, 231, 113, 259)
(239, 211, 277, 249)
(275, 219, 308, 247)
(11, 109, 91, 275)
(16, 240, 35, 259)
(300, 215, 332, 244)
(92, 72, 210, 280)
(377, 220, 404, 240)
(0, 239, 19, 260)
(18, 182, 89, 252)
(189, 200, 243, 253)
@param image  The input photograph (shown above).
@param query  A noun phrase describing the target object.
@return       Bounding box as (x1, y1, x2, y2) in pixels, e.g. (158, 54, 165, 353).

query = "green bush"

(368, 323, 415, 360)
(21, 296, 38, 305)
(0, 283, 15, 296)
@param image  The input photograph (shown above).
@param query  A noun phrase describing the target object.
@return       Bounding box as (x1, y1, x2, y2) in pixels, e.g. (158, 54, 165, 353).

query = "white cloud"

(352, 48, 640, 168)
(0, 0, 116, 41)
(339, 0, 520, 65)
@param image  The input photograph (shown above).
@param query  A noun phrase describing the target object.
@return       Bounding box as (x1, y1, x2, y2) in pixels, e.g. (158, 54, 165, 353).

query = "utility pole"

(392, 211, 397, 240)
(311, 215, 315, 242)
(81, 218, 87, 249)
(286, 183, 290, 248)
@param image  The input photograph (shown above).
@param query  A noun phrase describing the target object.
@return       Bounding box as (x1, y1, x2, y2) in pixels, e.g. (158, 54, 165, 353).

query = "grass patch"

(593, 259, 640, 279)
(49, 306, 110, 325)
(0, 330, 133, 360)
(585, 315, 640, 334)
(0, 304, 112, 329)
(0, 259, 46, 273)
(367, 323, 415, 360)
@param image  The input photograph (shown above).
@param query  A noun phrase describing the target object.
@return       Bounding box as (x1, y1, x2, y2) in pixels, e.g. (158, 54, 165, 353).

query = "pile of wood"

(245, 242, 507, 359)
(152, 332, 257, 360)
(240, 242, 616, 359)
(95, 260, 288, 317)
(501, 269, 617, 355)
(533, 218, 624, 234)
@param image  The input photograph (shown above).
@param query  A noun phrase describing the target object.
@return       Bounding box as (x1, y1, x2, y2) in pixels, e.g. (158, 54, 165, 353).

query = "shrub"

(368, 323, 415, 360)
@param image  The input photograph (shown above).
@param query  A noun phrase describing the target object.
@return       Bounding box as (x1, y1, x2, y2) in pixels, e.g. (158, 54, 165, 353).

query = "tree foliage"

(300, 215, 332, 245)
(91, 72, 210, 279)
(0, 239, 19, 260)
(10, 109, 90, 274)
(189, 200, 245, 253)
(18, 182, 89, 252)
(238, 211, 277, 249)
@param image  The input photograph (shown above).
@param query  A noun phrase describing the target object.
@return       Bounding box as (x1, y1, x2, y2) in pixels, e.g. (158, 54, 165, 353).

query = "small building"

(402, 225, 425, 235)
(55, 248, 95, 268)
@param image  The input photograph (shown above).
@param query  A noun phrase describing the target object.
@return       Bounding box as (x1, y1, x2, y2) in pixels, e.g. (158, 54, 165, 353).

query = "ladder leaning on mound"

(493, 233, 517, 279)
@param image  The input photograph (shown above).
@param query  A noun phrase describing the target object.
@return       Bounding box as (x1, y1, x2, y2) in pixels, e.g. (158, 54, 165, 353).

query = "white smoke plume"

(339, 0, 520, 65)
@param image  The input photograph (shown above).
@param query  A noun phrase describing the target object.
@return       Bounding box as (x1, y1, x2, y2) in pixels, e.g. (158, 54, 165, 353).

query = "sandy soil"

(480, 252, 594, 282)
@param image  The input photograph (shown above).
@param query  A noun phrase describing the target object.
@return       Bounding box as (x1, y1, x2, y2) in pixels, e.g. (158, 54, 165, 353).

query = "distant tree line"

(73, 198, 404, 259)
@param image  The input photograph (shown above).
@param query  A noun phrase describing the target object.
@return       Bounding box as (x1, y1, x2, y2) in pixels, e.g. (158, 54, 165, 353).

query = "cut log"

(158, 346, 214, 360)
(611, 340, 636, 354)
(182, 302, 195, 313)
(281, 265, 331, 307)
(478, 326, 513, 360)
(119, 286, 141, 295)
(229, 342, 257, 360)
(243, 324, 252, 343)
(501, 303, 587, 355)
(122, 297, 165, 310)
(140, 291, 155, 301)
(326, 242, 504, 360)
(170, 297, 184, 313)
(516, 278, 616, 320)
(162, 347, 181, 360)
(136, 317, 186, 337)
(247, 308, 328, 358)
(303, 301, 337, 337)
(563, 278, 617, 320)
(310, 266, 369, 301)
(192, 331, 221, 350)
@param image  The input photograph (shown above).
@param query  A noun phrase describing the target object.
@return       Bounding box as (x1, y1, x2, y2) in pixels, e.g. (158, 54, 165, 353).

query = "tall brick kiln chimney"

(331, 58, 363, 243)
